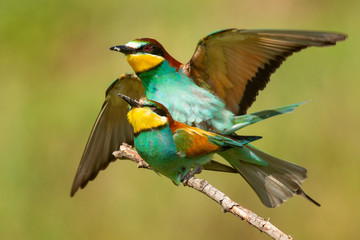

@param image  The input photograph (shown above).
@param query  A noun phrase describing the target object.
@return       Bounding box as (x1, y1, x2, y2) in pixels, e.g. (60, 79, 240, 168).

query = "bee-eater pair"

(118, 94, 261, 185)
(71, 28, 346, 207)
(118, 94, 320, 207)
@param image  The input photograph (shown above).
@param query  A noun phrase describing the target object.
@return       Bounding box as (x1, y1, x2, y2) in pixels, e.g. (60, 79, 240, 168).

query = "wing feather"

(172, 124, 220, 157)
(71, 74, 144, 196)
(182, 29, 346, 114)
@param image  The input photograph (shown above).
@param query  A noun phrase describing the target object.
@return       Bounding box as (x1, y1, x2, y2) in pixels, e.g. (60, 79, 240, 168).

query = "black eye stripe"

(154, 108, 167, 117)
(144, 105, 167, 117)
(139, 44, 164, 56)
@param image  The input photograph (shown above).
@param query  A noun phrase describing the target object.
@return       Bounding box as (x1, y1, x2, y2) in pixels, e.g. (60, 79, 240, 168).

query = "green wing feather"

(172, 128, 194, 157)
(71, 74, 144, 196)
(224, 102, 306, 134)
(182, 29, 346, 114)
(207, 134, 261, 148)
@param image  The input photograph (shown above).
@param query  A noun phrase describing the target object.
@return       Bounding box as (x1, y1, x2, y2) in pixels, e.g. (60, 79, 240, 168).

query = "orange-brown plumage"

(170, 121, 220, 157)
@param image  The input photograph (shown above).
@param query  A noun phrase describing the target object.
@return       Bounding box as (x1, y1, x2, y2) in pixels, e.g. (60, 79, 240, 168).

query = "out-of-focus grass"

(0, 0, 358, 239)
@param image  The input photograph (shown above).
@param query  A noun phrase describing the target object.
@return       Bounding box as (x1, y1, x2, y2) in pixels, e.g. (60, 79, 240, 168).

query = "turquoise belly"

(134, 126, 186, 184)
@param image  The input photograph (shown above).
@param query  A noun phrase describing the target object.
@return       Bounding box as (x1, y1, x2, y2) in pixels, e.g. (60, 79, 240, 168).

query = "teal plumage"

(137, 59, 234, 131)
(108, 29, 346, 207)
(120, 95, 320, 207)
(120, 95, 260, 185)
(71, 28, 346, 207)
(134, 125, 184, 183)
(134, 125, 219, 184)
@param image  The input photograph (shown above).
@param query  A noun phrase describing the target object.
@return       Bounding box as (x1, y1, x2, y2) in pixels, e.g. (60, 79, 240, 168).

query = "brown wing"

(182, 29, 347, 114)
(71, 74, 144, 196)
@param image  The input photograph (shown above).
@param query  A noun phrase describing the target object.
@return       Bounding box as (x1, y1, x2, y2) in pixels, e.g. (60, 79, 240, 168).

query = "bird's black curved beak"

(109, 45, 136, 55)
(118, 94, 140, 108)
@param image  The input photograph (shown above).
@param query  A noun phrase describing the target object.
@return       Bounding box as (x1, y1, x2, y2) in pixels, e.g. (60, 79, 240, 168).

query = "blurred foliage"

(0, 0, 358, 239)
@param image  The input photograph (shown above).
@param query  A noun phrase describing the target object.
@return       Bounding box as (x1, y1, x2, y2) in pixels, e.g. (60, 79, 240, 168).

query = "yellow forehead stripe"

(126, 53, 164, 73)
(127, 108, 167, 134)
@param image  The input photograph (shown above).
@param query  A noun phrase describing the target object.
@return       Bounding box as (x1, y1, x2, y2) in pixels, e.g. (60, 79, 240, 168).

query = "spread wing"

(182, 29, 347, 114)
(71, 74, 144, 196)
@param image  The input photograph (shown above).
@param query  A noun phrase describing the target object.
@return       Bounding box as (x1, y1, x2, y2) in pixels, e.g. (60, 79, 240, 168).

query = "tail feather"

(222, 144, 319, 208)
(225, 102, 306, 134)
(297, 189, 321, 207)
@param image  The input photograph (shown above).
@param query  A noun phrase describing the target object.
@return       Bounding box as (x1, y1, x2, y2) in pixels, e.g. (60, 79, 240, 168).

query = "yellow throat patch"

(127, 107, 168, 134)
(126, 53, 164, 73)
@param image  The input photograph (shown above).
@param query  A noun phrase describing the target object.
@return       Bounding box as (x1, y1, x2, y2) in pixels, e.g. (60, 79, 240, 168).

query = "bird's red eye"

(144, 45, 151, 52)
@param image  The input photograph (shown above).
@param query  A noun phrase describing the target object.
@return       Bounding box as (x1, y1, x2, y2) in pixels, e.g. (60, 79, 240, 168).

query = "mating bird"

(71, 29, 346, 207)
(118, 94, 320, 206)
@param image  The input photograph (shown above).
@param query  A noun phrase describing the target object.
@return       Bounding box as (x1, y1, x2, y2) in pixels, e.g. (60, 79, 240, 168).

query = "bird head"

(110, 38, 181, 73)
(118, 94, 172, 134)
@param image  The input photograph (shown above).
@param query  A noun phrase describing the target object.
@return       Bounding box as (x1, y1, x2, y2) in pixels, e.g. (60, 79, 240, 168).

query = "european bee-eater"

(71, 29, 346, 207)
(118, 94, 320, 206)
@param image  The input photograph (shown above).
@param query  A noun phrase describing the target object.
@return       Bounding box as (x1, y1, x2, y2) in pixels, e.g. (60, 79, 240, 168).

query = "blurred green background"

(0, 0, 358, 239)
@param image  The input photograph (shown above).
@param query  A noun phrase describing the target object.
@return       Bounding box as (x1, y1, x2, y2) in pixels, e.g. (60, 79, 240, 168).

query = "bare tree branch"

(113, 144, 293, 240)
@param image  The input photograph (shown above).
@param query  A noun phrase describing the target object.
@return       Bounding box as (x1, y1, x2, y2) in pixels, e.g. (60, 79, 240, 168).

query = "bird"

(71, 29, 346, 207)
(70, 74, 301, 202)
(118, 94, 320, 207)
(109, 29, 346, 131)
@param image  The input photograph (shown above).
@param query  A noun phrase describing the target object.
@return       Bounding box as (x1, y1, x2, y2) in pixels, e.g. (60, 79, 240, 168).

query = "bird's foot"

(181, 166, 203, 185)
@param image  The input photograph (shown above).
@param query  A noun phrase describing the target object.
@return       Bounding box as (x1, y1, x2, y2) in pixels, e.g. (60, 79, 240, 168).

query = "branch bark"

(113, 144, 293, 240)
